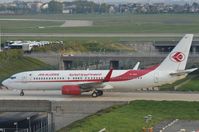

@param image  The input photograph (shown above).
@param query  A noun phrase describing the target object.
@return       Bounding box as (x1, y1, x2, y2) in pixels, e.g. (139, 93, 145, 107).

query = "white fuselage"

(2, 69, 185, 91)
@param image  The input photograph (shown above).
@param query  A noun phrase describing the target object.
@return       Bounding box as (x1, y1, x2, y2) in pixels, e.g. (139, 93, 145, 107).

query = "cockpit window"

(10, 76, 16, 79)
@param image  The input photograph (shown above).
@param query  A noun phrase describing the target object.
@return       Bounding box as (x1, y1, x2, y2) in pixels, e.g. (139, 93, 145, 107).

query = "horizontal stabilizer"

(170, 68, 198, 76)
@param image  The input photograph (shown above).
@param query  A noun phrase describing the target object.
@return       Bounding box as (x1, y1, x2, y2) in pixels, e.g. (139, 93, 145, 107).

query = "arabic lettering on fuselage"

(69, 73, 102, 76)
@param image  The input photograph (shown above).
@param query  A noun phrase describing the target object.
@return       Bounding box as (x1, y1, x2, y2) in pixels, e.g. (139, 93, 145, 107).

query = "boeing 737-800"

(2, 34, 197, 97)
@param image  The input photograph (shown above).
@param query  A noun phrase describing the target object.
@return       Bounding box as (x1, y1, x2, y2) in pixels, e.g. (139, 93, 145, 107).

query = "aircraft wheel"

(20, 90, 24, 96)
(97, 90, 103, 96)
(92, 91, 98, 97)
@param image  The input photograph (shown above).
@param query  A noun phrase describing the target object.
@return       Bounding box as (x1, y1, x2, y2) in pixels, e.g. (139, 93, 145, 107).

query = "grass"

(32, 39, 135, 54)
(1, 36, 185, 42)
(0, 20, 62, 32)
(0, 50, 54, 83)
(58, 100, 199, 132)
(1, 14, 199, 33)
(177, 75, 199, 91)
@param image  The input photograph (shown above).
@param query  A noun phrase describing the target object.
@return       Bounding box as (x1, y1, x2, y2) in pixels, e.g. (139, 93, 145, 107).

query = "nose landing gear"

(20, 90, 24, 96)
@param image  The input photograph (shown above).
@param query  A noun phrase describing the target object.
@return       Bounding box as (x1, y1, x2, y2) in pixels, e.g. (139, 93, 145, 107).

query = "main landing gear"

(92, 90, 103, 97)
(20, 90, 24, 96)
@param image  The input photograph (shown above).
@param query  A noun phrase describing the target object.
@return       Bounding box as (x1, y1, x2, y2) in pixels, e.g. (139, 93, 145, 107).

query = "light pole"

(144, 114, 152, 127)
(14, 122, 18, 132)
(27, 117, 31, 132)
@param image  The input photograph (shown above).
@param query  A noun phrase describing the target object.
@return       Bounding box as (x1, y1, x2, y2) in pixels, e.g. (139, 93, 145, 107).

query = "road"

(0, 90, 199, 102)
(2, 33, 199, 37)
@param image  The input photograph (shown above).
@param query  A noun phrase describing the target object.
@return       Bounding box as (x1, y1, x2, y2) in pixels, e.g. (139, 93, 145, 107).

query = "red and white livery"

(2, 34, 197, 97)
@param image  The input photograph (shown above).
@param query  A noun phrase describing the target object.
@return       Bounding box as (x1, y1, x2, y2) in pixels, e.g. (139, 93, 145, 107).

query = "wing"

(79, 68, 113, 91)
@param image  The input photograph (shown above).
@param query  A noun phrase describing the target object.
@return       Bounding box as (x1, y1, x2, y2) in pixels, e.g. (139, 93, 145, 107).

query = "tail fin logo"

(170, 52, 185, 62)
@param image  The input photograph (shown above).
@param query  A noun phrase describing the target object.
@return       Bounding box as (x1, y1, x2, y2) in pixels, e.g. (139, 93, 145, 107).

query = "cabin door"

(154, 72, 159, 83)
(22, 73, 31, 82)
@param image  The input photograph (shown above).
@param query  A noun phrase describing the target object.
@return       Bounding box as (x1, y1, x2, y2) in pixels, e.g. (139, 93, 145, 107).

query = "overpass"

(0, 100, 54, 131)
(154, 40, 199, 53)
(62, 53, 199, 70)
(25, 40, 199, 70)
(61, 40, 199, 69)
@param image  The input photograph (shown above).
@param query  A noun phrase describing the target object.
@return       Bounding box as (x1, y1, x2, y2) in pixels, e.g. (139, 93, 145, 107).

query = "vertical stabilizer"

(157, 34, 193, 71)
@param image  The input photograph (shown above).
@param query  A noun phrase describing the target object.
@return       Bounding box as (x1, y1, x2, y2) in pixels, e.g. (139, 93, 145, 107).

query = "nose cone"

(2, 79, 9, 88)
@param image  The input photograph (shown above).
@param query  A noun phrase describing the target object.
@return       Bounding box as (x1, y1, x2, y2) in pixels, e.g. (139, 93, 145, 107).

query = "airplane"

(2, 34, 198, 97)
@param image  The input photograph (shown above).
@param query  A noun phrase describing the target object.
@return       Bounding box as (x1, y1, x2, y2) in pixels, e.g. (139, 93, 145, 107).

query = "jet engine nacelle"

(62, 85, 81, 95)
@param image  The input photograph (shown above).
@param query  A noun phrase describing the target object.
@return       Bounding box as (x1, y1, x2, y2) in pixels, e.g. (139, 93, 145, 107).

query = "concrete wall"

(51, 101, 126, 131)
(0, 100, 51, 112)
(0, 100, 127, 131)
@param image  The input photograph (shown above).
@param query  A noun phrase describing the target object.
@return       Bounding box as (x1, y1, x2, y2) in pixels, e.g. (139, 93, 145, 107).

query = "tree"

(99, 3, 110, 13)
(48, 0, 63, 14)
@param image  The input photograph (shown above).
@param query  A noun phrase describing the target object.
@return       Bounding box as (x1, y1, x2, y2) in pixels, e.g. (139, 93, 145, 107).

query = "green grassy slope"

(58, 100, 199, 132)
(177, 75, 199, 91)
(0, 50, 54, 83)
(33, 40, 135, 54)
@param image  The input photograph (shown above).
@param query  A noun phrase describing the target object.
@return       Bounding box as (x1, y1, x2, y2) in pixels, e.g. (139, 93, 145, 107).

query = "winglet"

(103, 68, 113, 82)
(133, 62, 140, 70)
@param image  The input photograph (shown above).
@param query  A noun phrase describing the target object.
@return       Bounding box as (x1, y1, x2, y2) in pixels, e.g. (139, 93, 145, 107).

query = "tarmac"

(0, 90, 199, 102)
